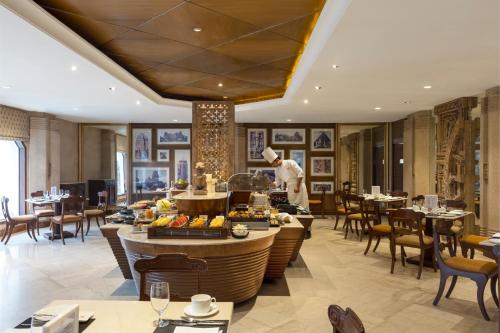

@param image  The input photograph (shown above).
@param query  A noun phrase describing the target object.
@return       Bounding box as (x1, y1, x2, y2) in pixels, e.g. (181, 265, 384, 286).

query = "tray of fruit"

(147, 215, 229, 239)
(227, 210, 269, 222)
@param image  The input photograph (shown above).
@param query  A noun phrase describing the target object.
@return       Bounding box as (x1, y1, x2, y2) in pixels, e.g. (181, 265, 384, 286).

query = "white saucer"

(489, 238, 500, 244)
(183, 303, 219, 317)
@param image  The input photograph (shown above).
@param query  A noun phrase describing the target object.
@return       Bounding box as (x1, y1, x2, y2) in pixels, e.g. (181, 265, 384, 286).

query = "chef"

(262, 147, 309, 211)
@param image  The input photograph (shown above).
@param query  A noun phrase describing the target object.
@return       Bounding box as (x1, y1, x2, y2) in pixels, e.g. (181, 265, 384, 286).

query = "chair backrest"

(97, 191, 108, 211)
(328, 305, 365, 333)
(60, 196, 84, 217)
(411, 195, 425, 205)
(333, 190, 344, 207)
(433, 219, 456, 266)
(31, 190, 44, 198)
(389, 209, 425, 239)
(389, 191, 408, 208)
(342, 194, 373, 219)
(1, 196, 11, 221)
(445, 200, 466, 210)
(134, 253, 208, 301)
(342, 181, 351, 193)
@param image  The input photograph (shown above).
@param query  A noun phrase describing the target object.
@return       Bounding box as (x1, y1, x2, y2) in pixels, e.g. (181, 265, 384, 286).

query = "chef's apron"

(287, 179, 309, 211)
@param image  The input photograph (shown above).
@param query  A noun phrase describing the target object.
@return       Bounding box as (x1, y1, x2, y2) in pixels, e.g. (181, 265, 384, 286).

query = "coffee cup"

(190, 294, 216, 314)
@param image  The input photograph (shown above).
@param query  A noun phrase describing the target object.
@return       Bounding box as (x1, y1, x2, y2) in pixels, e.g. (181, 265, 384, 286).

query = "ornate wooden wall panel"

(192, 102, 235, 181)
(434, 97, 477, 205)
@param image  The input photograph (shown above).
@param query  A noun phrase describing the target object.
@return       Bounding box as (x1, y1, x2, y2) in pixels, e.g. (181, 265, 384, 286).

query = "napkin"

(173, 327, 220, 333)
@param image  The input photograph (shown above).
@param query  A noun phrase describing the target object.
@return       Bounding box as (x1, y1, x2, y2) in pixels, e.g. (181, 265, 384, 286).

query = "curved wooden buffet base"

(118, 226, 279, 304)
(173, 192, 228, 217)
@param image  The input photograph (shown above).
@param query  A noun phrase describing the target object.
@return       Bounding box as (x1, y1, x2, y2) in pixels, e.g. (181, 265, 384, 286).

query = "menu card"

(371, 186, 380, 195)
(424, 195, 439, 211)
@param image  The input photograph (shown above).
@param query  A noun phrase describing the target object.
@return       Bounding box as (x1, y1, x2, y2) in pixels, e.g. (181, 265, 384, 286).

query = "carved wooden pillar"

(192, 102, 235, 182)
(434, 97, 477, 209)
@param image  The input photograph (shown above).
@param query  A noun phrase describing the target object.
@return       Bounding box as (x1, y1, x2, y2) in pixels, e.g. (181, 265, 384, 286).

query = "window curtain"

(0, 105, 30, 141)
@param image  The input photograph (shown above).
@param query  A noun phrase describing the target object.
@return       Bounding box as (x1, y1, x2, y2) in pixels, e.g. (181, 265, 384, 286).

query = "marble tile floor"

(0, 219, 497, 332)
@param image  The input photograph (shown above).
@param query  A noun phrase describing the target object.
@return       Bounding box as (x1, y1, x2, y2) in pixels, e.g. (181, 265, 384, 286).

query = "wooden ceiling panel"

(37, 0, 183, 28)
(212, 30, 303, 64)
(190, 0, 324, 28)
(137, 2, 257, 48)
(101, 30, 202, 64)
(34, 0, 326, 103)
(43, 8, 129, 46)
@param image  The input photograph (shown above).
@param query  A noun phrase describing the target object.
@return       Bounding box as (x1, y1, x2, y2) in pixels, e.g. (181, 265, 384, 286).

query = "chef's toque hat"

(262, 147, 278, 163)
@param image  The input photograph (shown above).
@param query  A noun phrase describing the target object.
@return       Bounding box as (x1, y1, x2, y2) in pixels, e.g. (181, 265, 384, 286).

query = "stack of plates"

(490, 233, 500, 244)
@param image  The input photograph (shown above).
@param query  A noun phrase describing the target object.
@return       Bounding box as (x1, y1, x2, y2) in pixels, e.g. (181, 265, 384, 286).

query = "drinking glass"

(150, 282, 170, 327)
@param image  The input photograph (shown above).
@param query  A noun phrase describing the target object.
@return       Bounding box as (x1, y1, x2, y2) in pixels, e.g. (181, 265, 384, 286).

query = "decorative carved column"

(192, 102, 235, 181)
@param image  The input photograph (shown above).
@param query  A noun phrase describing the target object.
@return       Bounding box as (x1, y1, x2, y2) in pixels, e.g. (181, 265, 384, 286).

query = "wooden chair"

(433, 219, 498, 321)
(30, 190, 55, 235)
(389, 209, 436, 279)
(342, 194, 375, 241)
(308, 186, 326, 218)
(134, 253, 208, 301)
(84, 191, 108, 235)
(50, 196, 84, 245)
(385, 191, 408, 216)
(411, 195, 425, 206)
(333, 190, 349, 230)
(363, 206, 393, 255)
(328, 305, 365, 333)
(342, 181, 351, 194)
(1, 196, 37, 245)
(439, 200, 467, 256)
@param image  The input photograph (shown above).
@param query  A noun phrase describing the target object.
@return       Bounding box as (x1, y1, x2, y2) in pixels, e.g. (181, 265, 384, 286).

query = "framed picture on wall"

(174, 149, 191, 183)
(290, 149, 306, 175)
(247, 167, 276, 182)
(274, 149, 285, 160)
(272, 128, 305, 144)
(133, 167, 168, 193)
(157, 128, 190, 145)
(247, 128, 267, 161)
(311, 181, 334, 194)
(311, 156, 334, 176)
(311, 128, 334, 151)
(157, 149, 169, 162)
(132, 128, 152, 162)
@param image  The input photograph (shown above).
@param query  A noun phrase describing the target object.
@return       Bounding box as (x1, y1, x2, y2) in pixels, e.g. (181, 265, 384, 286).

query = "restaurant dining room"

(0, 0, 499, 332)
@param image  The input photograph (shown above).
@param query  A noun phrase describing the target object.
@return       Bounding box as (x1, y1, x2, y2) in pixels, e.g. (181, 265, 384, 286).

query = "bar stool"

(1, 196, 37, 245)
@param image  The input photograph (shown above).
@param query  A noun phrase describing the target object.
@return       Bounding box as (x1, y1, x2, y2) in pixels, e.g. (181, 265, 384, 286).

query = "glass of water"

(150, 282, 170, 327)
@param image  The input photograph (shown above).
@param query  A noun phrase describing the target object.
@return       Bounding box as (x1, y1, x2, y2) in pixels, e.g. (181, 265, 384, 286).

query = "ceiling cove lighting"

(70, 65, 77, 71)
(374, 107, 382, 110)
(331, 64, 339, 69)
(192, 27, 203, 32)
(303, 99, 309, 104)
(423, 85, 432, 89)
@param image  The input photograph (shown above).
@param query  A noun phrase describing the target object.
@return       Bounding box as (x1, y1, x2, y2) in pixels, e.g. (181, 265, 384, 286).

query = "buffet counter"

(101, 216, 307, 303)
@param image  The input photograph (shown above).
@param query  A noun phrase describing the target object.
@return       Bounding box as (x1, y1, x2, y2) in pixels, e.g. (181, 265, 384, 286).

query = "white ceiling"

(0, 0, 499, 124)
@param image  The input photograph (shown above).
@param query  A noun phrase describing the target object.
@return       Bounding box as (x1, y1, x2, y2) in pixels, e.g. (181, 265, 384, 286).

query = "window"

(0, 140, 23, 218)
(116, 151, 127, 195)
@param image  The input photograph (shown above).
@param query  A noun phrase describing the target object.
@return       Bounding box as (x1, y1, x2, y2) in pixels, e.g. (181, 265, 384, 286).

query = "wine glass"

(150, 282, 170, 327)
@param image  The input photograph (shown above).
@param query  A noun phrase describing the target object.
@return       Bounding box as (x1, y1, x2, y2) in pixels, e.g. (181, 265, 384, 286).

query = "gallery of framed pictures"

(243, 124, 337, 213)
(129, 124, 192, 200)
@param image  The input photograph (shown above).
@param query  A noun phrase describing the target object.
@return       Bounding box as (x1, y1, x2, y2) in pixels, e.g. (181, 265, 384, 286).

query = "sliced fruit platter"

(148, 215, 230, 239)
(227, 210, 269, 222)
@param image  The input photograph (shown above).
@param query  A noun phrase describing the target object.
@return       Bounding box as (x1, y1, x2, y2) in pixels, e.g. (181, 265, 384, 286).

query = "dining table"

(362, 194, 408, 223)
(4, 299, 234, 333)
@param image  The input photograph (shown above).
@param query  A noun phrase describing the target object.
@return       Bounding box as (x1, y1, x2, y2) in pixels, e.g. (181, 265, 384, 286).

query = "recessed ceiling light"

(223, 96, 228, 99)
(402, 100, 411, 104)
(1, 85, 11, 89)
(331, 64, 339, 69)
(314, 85, 322, 90)
(70, 65, 77, 71)
(136, 100, 141, 105)
(423, 85, 432, 89)
(173, 119, 178, 122)
(286, 119, 292, 122)
(374, 107, 382, 110)
(72, 107, 79, 111)
(109, 86, 116, 91)
(303, 99, 309, 104)
(193, 27, 203, 32)
(218, 83, 223, 87)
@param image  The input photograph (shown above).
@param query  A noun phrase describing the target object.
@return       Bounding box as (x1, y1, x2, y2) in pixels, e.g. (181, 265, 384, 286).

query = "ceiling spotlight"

(218, 83, 223, 87)
(331, 64, 339, 69)
(402, 100, 411, 104)
(109, 86, 116, 91)
(70, 65, 77, 71)
(173, 119, 178, 122)
(423, 85, 432, 89)
(374, 107, 382, 110)
(1, 85, 11, 89)
(223, 96, 228, 99)
(193, 27, 203, 32)
(286, 119, 292, 122)
(303, 99, 309, 104)
(72, 107, 79, 111)
(136, 100, 141, 105)
(314, 85, 322, 90)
